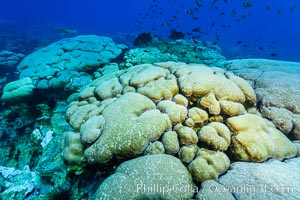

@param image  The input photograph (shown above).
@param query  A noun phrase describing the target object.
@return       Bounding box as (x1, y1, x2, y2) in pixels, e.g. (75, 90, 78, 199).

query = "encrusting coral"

(62, 61, 297, 183)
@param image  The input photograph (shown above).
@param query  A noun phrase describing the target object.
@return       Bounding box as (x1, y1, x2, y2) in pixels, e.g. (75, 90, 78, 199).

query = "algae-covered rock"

(2, 77, 35, 104)
(94, 154, 195, 200)
(227, 114, 297, 162)
(17, 35, 127, 91)
(0, 165, 37, 200)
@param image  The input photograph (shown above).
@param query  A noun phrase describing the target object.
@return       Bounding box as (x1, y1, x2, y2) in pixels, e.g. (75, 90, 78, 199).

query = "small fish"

(290, 5, 296, 12)
(243, 1, 252, 9)
(270, 53, 278, 57)
(277, 9, 281, 15)
(236, 40, 243, 44)
(161, 22, 171, 26)
(219, 12, 226, 16)
(185, 9, 194, 14)
(211, 21, 215, 27)
(195, 0, 202, 7)
(258, 47, 264, 50)
(231, 9, 236, 16)
(192, 27, 201, 32)
(193, 17, 199, 20)
(266, 5, 271, 11)
(57, 28, 77, 35)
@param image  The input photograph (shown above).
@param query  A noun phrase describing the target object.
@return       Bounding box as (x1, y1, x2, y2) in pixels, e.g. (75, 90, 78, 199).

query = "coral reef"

(121, 39, 225, 68)
(94, 154, 195, 200)
(16, 35, 127, 91)
(149, 39, 225, 65)
(0, 50, 24, 71)
(63, 61, 296, 185)
(120, 47, 178, 68)
(218, 59, 300, 139)
(227, 114, 297, 162)
(1, 77, 35, 104)
(1, 34, 299, 200)
(218, 158, 300, 199)
(196, 180, 235, 200)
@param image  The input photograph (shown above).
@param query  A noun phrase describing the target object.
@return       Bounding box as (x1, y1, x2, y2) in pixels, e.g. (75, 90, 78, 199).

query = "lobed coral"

(62, 61, 296, 183)
(0, 50, 24, 71)
(1, 77, 35, 104)
(219, 59, 300, 140)
(94, 154, 195, 200)
(16, 35, 127, 91)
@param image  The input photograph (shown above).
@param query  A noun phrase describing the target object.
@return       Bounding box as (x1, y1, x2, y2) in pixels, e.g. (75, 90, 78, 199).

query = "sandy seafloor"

(0, 34, 299, 200)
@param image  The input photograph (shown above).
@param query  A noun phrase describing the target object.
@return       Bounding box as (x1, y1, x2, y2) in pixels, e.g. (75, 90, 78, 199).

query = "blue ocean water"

(0, 0, 299, 61)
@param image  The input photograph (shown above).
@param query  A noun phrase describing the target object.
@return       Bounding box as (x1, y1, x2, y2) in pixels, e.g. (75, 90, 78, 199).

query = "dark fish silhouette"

(231, 9, 236, 16)
(236, 40, 243, 44)
(161, 22, 171, 27)
(211, 21, 215, 27)
(258, 47, 264, 50)
(215, 34, 220, 41)
(195, 0, 202, 7)
(277, 9, 281, 15)
(270, 53, 278, 57)
(220, 12, 226, 16)
(266, 5, 271, 11)
(57, 28, 77, 35)
(192, 27, 201, 32)
(290, 5, 296, 12)
(243, 1, 252, 9)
